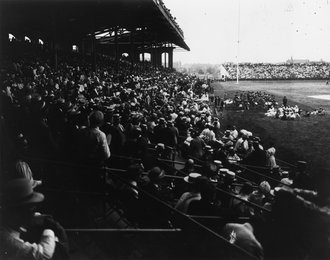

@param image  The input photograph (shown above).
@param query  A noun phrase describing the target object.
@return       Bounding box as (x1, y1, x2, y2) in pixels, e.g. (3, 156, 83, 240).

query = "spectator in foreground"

(0, 179, 68, 260)
(223, 222, 264, 260)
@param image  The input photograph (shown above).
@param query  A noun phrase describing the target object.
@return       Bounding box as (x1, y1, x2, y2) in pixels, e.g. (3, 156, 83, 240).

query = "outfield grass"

(212, 80, 330, 196)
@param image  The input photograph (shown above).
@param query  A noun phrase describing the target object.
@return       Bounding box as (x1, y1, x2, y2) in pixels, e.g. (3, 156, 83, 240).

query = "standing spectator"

(78, 110, 110, 165)
(189, 130, 205, 160)
(234, 132, 249, 155)
(282, 96, 288, 107)
(266, 142, 277, 169)
(164, 120, 179, 156)
(292, 161, 314, 190)
(212, 118, 221, 140)
(109, 113, 126, 155)
(153, 118, 167, 144)
(77, 110, 110, 190)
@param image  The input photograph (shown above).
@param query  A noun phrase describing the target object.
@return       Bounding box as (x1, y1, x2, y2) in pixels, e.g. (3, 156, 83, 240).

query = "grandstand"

(1, 1, 330, 260)
(0, 0, 189, 70)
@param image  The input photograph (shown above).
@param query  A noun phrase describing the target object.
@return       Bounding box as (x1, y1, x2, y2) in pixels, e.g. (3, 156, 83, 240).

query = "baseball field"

(212, 80, 330, 196)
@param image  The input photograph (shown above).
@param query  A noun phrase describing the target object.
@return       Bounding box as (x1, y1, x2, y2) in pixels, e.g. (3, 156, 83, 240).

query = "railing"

(20, 155, 260, 259)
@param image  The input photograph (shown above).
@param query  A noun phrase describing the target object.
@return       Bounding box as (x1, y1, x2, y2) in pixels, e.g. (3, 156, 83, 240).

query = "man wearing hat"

(153, 118, 168, 145)
(0, 179, 68, 259)
(109, 113, 126, 155)
(234, 132, 249, 155)
(175, 173, 202, 213)
(187, 176, 221, 216)
(164, 120, 179, 159)
(139, 167, 170, 227)
(292, 161, 314, 190)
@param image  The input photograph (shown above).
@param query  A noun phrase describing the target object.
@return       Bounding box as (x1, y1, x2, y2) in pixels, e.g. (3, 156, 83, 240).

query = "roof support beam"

(52, 14, 58, 71)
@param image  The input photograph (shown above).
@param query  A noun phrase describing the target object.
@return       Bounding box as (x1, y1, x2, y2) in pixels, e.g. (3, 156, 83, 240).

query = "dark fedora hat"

(2, 179, 44, 207)
(148, 167, 165, 181)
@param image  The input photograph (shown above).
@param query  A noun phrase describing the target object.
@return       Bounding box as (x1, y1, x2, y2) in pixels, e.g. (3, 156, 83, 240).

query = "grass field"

(212, 80, 330, 196)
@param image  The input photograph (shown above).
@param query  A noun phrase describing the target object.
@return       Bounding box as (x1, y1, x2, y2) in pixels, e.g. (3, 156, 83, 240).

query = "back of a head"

(89, 110, 104, 128)
(199, 178, 216, 202)
(126, 164, 143, 181)
(241, 182, 254, 195)
(252, 141, 260, 150)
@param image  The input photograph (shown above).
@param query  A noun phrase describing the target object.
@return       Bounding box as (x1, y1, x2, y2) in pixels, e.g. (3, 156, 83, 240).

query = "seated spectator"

(175, 173, 202, 213)
(243, 141, 267, 183)
(230, 125, 238, 139)
(231, 182, 254, 217)
(279, 171, 293, 187)
(217, 171, 237, 208)
(188, 176, 221, 216)
(139, 167, 171, 227)
(248, 181, 273, 212)
(227, 147, 241, 165)
(115, 164, 144, 222)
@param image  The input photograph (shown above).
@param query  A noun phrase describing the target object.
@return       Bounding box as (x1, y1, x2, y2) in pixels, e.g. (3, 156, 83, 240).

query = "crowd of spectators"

(214, 90, 327, 120)
(265, 104, 326, 120)
(1, 48, 330, 260)
(223, 62, 330, 80)
(218, 91, 277, 110)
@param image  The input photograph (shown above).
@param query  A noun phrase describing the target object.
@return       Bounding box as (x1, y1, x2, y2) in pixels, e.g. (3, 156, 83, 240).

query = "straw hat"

(2, 179, 44, 207)
(184, 173, 202, 184)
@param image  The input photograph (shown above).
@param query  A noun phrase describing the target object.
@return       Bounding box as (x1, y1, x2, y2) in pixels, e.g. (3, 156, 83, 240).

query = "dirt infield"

(212, 80, 330, 197)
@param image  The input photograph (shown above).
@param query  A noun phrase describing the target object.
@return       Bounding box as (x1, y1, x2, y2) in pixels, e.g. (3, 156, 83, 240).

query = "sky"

(164, 0, 330, 64)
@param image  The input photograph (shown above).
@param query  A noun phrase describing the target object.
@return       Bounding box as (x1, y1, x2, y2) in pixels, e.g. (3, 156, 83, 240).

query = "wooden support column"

(142, 29, 145, 64)
(164, 46, 167, 68)
(142, 28, 145, 66)
(151, 43, 155, 68)
(130, 29, 134, 71)
(168, 46, 173, 69)
(81, 38, 85, 55)
(115, 27, 119, 72)
(91, 16, 96, 72)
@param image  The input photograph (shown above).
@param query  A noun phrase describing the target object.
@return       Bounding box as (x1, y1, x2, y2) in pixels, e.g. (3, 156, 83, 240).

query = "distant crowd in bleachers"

(223, 62, 330, 80)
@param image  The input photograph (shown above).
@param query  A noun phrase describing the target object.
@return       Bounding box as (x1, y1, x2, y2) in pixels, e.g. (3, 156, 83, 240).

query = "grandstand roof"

(0, 0, 190, 51)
